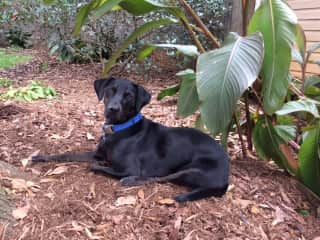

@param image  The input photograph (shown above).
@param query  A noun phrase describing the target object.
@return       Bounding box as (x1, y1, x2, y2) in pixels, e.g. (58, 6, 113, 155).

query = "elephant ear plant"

(44, 0, 320, 197)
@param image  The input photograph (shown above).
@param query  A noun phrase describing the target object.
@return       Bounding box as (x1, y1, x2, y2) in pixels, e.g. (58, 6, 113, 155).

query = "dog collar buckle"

(103, 124, 114, 134)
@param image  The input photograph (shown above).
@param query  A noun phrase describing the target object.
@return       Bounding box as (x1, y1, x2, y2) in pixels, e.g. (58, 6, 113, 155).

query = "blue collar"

(103, 113, 143, 134)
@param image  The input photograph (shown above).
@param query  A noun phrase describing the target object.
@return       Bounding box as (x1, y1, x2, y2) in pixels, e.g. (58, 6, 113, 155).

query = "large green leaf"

(274, 125, 296, 142)
(137, 44, 199, 61)
(176, 69, 199, 117)
(253, 117, 297, 174)
(307, 43, 320, 54)
(295, 24, 306, 63)
(248, 0, 297, 115)
(157, 84, 180, 100)
(102, 18, 178, 76)
(196, 32, 264, 134)
(93, 0, 124, 19)
(298, 126, 320, 196)
(276, 99, 320, 118)
(120, 0, 175, 15)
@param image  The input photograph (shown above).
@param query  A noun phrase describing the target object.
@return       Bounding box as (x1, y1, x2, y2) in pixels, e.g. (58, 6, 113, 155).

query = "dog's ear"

(135, 84, 151, 111)
(94, 77, 114, 101)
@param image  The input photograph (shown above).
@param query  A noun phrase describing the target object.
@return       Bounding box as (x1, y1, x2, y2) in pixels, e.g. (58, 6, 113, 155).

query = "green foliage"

(248, 0, 297, 115)
(298, 126, 320, 196)
(0, 78, 13, 88)
(0, 50, 33, 69)
(176, 69, 199, 117)
(196, 33, 263, 134)
(4, 27, 33, 48)
(1, 81, 56, 102)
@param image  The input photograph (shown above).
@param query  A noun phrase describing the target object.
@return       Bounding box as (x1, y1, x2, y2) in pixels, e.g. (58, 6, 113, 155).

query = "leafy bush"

(4, 27, 33, 48)
(2, 81, 57, 102)
(0, 78, 13, 88)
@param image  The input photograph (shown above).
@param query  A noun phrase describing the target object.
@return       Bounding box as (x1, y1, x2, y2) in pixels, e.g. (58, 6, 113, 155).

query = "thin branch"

(233, 114, 247, 158)
(180, 17, 206, 53)
(178, 0, 221, 49)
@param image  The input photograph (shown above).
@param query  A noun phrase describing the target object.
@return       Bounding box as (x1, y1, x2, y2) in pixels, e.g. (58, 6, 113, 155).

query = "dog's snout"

(107, 105, 120, 113)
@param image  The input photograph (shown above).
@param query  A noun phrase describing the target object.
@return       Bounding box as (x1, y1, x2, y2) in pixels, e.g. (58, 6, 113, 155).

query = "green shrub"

(0, 78, 13, 88)
(2, 81, 57, 102)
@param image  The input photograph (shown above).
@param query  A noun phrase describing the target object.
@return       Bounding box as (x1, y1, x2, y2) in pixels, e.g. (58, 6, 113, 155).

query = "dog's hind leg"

(174, 185, 228, 202)
(32, 151, 96, 163)
(90, 164, 129, 178)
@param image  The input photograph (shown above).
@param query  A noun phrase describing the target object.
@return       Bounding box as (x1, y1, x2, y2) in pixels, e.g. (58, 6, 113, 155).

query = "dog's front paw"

(32, 155, 47, 162)
(120, 176, 144, 186)
(90, 163, 104, 172)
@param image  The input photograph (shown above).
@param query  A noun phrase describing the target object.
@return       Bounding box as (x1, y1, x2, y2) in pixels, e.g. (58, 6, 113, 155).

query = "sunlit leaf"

(249, 0, 297, 115)
(196, 32, 264, 134)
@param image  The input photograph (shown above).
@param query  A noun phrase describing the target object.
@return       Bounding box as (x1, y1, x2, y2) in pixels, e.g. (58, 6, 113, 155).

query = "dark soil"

(0, 49, 319, 240)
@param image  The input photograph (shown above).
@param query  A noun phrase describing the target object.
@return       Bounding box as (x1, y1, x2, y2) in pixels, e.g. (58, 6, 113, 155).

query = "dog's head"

(94, 77, 151, 124)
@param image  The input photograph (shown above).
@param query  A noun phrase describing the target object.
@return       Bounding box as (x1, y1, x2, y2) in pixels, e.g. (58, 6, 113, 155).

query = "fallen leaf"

(169, 216, 182, 240)
(227, 184, 235, 192)
(89, 183, 96, 199)
(272, 207, 287, 226)
(40, 178, 58, 183)
(50, 134, 61, 140)
(137, 189, 145, 200)
(20, 150, 40, 167)
(157, 198, 175, 205)
(44, 193, 55, 200)
(112, 215, 124, 225)
(115, 195, 137, 206)
(86, 132, 95, 140)
(233, 199, 254, 209)
(70, 221, 83, 232)
(46, 166, 68, 176)
(11, 179, 28, 191)
(183, 230, 198, 240)
(12, 203, 30, 220)
(85, 228, 102, 240)
(251, 205, 260, 215)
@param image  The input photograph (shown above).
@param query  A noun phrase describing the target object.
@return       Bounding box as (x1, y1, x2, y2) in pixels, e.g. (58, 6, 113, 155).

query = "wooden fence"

(288, 0, 320, 77)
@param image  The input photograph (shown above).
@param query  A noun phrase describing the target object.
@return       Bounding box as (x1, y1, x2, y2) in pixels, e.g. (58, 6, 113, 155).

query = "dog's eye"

(107, 87, 116, 95)
(124, 92, 133, 99)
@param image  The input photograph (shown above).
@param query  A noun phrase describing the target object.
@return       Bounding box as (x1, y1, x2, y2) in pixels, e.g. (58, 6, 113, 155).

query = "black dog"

(33, 77, 230, 202)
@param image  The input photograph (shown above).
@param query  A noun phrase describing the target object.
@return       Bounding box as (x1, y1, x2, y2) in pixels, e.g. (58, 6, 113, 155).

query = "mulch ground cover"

(0, 48, 319, 240)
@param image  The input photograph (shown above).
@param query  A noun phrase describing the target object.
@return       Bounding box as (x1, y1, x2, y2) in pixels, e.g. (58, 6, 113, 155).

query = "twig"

(179, 17, 206, 53)
(178, 0, 221, 48)
(233, 114, 247, 158)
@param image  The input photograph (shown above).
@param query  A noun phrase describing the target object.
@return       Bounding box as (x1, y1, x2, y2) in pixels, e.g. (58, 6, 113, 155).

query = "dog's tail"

(32, 151, 96, 163)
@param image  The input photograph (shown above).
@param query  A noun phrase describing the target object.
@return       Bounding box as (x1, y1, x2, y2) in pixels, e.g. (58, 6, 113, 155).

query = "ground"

(0, 48, 320, 240)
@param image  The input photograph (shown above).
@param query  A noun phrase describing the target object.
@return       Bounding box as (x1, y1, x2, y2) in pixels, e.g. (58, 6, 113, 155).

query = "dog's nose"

(107, 105, 120, 112)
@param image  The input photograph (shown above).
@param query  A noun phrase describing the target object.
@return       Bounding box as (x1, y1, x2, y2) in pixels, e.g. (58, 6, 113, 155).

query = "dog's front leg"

(90, 164, 129, 179)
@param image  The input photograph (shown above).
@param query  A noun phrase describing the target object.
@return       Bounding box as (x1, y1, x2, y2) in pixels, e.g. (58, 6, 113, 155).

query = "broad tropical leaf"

(157, 84, 180, 100)
(120, 0, 175, 15)
(298, 126, 320, 196)
(253, 117, 298, 174)
(177, 69, 199, 117)
(102, 18, 178, 76)
(295, 24, 306, 63)
(276, 99, 320, 118)
(43, 0, 55, 3)
(248, 0, 297, 115)
(93, 0, 124, 19)
(196, 32, 264, 134)
(307, 43, 320, 54)
(274, 125, 296, 142)
(138, 44, 199, 61)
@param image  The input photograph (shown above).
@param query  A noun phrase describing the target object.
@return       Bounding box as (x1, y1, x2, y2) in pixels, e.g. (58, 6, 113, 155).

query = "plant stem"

(180, 17, 206, 53)
(178, 0, 221, 49)
(234, 114, 247, 158)
(244, 91, 253, 150)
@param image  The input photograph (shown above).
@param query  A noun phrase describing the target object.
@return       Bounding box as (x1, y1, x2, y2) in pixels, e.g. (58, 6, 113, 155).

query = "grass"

(0, 49, 33, 69)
